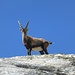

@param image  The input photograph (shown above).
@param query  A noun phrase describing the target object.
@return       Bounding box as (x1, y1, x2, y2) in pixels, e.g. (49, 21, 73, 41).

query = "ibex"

(18, 20, 52, 55)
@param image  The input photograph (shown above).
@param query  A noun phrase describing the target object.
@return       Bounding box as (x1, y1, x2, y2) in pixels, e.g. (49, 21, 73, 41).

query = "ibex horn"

(18, 20, 23, 28)
(25, 20, 30, 29)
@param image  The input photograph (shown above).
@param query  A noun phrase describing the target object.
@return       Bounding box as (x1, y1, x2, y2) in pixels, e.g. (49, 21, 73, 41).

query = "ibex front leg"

(27, 49, 31, 55)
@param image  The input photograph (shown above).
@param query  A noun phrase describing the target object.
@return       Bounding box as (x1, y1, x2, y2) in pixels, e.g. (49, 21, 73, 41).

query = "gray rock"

(0, 54, 75, 75)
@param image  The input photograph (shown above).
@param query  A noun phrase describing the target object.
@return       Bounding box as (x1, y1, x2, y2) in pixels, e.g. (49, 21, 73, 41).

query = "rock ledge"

(0, 54, 75, 75)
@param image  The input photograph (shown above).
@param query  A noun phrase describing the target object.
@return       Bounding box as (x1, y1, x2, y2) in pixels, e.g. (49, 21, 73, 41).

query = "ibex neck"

(22, 32, 27, 45)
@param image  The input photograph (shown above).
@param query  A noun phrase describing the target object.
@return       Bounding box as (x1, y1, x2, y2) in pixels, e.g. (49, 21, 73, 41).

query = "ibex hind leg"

(44, 49, 49, 54)
(43, 42, 49, 54)
(39, 50, 44, 55)
(42, 45, 49, 54)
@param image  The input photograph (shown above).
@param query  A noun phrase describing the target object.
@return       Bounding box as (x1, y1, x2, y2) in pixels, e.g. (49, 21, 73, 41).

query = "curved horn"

(18, 20, 23, 28)
(25, 20, 30, 29)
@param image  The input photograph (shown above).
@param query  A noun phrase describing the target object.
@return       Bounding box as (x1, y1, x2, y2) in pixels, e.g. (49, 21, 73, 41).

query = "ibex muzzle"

(18, 20, 52, 55)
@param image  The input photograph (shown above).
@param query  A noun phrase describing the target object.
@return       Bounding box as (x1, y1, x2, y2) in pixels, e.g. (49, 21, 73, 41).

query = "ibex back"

(18, 20, 52, 55)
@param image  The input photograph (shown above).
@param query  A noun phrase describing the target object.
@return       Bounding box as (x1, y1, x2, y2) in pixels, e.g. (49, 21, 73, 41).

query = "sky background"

(0, 0, 75, 57)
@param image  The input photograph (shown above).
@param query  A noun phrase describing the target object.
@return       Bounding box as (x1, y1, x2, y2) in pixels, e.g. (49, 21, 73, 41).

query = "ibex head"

(18, 20, 29, 34)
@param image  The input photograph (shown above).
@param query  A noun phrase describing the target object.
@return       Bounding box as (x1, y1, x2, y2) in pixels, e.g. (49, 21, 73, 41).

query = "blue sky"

(0, 0, 75, 57)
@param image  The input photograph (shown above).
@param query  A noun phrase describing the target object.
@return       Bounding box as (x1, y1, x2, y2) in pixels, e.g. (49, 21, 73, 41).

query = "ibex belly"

(32, 47, 42, 51)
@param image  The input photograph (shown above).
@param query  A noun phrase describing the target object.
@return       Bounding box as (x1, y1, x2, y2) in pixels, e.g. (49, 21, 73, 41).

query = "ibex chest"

(22, 33, 27, 45)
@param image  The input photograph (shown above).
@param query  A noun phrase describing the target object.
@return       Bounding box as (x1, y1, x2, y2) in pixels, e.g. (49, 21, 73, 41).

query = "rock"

(0, 54, 75, 75)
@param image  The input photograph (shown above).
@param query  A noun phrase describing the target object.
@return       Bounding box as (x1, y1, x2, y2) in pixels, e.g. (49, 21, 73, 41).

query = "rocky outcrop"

(0, 54, 75, 75)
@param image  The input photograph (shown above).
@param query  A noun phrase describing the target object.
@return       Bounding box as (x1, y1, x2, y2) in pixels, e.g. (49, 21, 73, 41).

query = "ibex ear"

(25, 20, 30, 29)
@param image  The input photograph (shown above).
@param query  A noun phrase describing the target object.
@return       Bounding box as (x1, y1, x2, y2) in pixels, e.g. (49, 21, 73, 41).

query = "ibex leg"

(39, 50, 44, 55)
(44, 49, 49, 54)
(27, 49, 31, 55)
